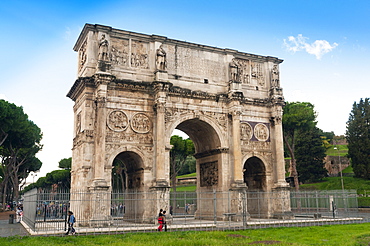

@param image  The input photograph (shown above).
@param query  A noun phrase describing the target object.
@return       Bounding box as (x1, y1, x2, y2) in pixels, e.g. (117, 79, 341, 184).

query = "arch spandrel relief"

(107, 110, 129, 132)
(131, 113, 151, 134)
(254, 123, 269, 142)
(240, 122, 253, 141)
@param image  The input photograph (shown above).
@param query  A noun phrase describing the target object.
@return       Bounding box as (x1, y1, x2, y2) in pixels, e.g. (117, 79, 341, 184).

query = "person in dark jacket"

(65, 211, 76, 235)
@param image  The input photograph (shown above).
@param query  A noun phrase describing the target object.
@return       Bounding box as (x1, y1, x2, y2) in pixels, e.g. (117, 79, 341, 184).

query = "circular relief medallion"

(240, 122, 253, 140)
(254, 123, 269, 141)
(107, 110, 128, 132)
(131, 113, 151, 133)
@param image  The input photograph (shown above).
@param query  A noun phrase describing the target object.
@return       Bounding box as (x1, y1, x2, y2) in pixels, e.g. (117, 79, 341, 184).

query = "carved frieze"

(200, 161, 218, 187)
(240, 122, 253, 141)
(131, 40, 149, 69)
(251, 61, 265, 86)
(131, 113, 151, 133)
(230, 58, 250, 84)
(110, 39, 129, 66)
(106, 131, 153, 144)
(107, 110, 129, 132)
(241, 141, 271, 153)
(254, 123, 269, 141)
(203, 111, 228, 131)
(79, 40, 87, 71)
(240, 121, 270, 142)
(165, 107, 189, 124)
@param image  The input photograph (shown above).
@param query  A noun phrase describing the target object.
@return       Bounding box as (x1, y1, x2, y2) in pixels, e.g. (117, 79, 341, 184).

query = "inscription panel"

(166, 45, 227, 82)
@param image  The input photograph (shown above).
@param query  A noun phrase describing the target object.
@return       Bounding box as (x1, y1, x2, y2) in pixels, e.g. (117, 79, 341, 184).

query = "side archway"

(243, 156, 269, 218)
(111, 150, 145, 222)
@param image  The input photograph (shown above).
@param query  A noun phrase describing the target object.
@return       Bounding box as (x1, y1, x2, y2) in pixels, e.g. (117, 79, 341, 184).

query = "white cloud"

(284, 34, 338, 60)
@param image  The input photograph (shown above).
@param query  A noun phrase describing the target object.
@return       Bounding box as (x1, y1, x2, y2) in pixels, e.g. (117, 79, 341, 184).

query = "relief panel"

(200, 161, 218, 187)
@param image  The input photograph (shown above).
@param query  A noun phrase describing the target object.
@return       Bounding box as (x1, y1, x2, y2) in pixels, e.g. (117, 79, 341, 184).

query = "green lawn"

(172, 185, 196, 192)
(2, 223, 370, 245)
(300, 176, 370, 193)
(177, 172, 196, 178)
(326, 144, 348, 157)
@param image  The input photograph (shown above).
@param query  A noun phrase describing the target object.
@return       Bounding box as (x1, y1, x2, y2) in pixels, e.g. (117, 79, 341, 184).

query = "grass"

(300, 176, 370, 193)
(2, 223, 370, 245)
(326, 144, 348, 157)
(177, 173, 196, 178)
(171, 185, 196, 192)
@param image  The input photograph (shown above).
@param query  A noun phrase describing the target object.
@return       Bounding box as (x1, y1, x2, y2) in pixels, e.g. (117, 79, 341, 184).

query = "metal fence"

(21, 189, 368, 235)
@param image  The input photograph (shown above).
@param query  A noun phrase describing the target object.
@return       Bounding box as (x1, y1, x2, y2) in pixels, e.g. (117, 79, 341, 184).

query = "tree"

(346, 98, 370, 179)
(170, 135, 195, 192)
(318, 130, 335, 149)
(295, 127, 327, 183)
(0, 100, 42, 208)
(283, 102, 317, 190)
(59, 157, 72, 169)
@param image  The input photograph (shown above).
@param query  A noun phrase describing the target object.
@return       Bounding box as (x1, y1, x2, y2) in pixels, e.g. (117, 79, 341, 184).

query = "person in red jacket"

(157, 209, 164, 231)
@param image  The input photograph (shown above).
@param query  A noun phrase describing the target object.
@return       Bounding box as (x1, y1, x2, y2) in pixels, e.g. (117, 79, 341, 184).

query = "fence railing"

(22, 189, 365, 234)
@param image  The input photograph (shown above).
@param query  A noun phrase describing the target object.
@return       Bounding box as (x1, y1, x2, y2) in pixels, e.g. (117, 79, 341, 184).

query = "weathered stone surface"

(68, 23, 291, 222)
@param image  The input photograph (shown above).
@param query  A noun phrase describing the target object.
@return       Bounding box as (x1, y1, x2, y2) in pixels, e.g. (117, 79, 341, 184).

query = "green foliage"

(300, 176, 370, 191)
(58, 157, 71, 169)
(1, 224, 370, 245)
(319, 130, 335, 143)
(295, 127, 327, 183)
(0, 99, 43, 205)
(177, 172, 196, 178)
(170, 135, 195, 189)
(346, 98, 370, 179)
(283, 102, 317, 134)
(283, 102, 318, 189)
(171, 185, 196, 192)
(45, 170, 71, 189)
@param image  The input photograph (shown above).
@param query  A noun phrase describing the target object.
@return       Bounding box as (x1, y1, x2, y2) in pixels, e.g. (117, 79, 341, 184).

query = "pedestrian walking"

(157, 209, 164, 231)
(65, 211, 76, 235)
(163, 210, 168, 232)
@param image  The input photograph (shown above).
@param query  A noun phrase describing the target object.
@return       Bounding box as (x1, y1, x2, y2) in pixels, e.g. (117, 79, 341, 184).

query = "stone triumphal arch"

(67, 24, 292, 224)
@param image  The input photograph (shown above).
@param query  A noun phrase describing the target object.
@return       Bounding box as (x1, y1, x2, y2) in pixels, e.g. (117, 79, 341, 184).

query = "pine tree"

(295, 127, 327, 183)
(346, 98, 370, 179)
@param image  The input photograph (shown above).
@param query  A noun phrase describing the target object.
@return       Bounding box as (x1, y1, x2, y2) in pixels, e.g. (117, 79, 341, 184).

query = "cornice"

(73, 23, 284, 64)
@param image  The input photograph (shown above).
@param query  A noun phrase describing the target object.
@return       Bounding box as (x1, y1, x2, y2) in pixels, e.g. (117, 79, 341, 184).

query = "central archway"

(172, 118, 228, 219)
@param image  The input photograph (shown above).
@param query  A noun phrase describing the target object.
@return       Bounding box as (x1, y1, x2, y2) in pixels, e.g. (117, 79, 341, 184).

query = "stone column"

(153, 82, 169, 187)
(92, 74, 113, 184)
(89, 73, 114, 225)
(229, 100, 245, 187)
(232, 110, 244, 184)
(271, 105, 288, 187)
(271, 104, 292, 219)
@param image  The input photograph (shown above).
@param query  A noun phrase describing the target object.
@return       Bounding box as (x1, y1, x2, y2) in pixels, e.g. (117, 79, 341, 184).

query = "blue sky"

(1, 0, 369, 178)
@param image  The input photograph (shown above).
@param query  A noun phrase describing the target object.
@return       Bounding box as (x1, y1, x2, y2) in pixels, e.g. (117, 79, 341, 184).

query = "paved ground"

(0, 211, 29, 237)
